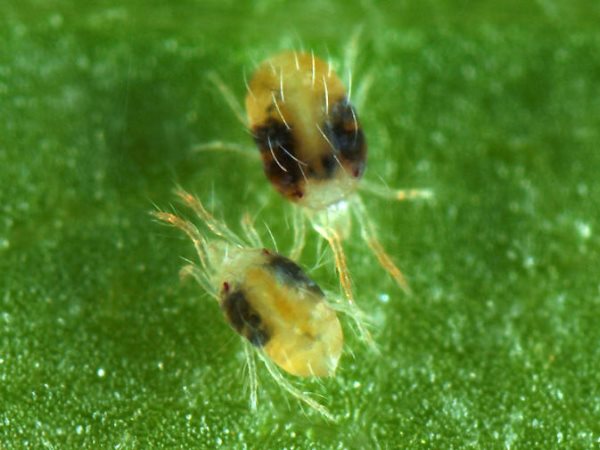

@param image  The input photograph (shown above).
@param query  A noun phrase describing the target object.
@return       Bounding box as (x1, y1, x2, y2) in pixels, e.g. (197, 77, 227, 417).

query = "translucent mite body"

(244, 51, 431, 305)
(153, 188, 344, 419)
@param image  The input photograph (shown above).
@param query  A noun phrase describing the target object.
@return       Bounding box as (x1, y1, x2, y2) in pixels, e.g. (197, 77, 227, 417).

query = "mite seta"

(153, 188, 359, 420)
(201, 49, 431, 325)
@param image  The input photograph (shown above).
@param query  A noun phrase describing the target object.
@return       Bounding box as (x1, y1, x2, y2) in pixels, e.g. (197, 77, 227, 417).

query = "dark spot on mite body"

(221, 289, 270, 347)
(321, 154, 337, 177)
(252, 119, 303, 192)
(253, 118, 295, 154)
(324, 99, 367, 177)
(266, 254, 324, 297)
(253, 98, 367, 197)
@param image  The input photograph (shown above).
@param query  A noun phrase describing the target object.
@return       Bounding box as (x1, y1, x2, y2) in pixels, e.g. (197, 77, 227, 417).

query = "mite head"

(246, 51, 367, 210)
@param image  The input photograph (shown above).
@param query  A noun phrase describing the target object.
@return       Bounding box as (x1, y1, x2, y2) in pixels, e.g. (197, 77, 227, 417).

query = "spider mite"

(153, 188, 359, 420)
(244, 51, 432, 302)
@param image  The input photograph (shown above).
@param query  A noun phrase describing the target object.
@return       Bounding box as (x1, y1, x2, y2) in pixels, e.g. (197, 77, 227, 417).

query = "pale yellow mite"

(244, 51, 431, 308)
(246, 51, 365, 210)
(218, 248, 343, 378)
(153, 188, 345, 418)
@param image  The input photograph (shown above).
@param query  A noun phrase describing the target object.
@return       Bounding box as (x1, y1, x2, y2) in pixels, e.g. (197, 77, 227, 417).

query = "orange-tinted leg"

(354, 197, 412, 294)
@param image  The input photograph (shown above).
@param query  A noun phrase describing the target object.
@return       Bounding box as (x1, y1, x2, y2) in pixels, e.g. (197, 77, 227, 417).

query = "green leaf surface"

(2, 1, 600, 448)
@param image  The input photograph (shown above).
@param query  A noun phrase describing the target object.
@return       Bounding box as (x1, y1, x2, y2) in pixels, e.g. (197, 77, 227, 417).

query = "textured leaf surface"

(2, 1, 600, 448)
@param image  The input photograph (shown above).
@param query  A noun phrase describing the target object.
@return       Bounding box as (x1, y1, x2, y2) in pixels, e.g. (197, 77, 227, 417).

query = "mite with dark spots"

(247, 52, 366, 209)
(266, 253, 324, 297)
(243, 51, 432, 314)
(153, 188, 353, 420)
(252, 118, 303, 197)
(324, 100, 366, 175)
(216, 248, 342, 378)
(221, 288, 270, 347)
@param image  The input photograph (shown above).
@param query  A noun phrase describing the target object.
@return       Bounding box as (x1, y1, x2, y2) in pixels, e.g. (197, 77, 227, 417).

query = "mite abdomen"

(246, 51, 367, 209)
(219, 250, 343, 377)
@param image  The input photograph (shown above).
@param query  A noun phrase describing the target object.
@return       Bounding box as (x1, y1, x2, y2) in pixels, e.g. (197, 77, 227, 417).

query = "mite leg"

(359, 180, 433, 202)
(207, 71, 248, 126)
(342, 25, 363, 80)
(191, 140, 260, 160)
(327, 296, 378, 352)
(241, 213, 262, 248)
(255, 350, 335, 422)
(312, 224, 353, 302)
(152, 211, 210, 272)
(341, 26, 374, 112)
(353, 197, 412, 294)
(352, 71, 373, 113)
(312, 224, 374, 345)
(179, 263, 215, 299)
(243, 343, 258, 411)
(174, 188, 244, 247)
(289, 208, 306, 261)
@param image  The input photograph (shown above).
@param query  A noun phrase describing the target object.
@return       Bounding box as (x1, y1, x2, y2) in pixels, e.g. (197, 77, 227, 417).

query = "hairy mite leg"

(207, 71, 248, 126)
(193, 72, 259, 159)
(342, 27, 361, 85)
(327, 293, 379, 354)
(256, 351, 335, 422)
(174, 187, 243, 246)
(179, 264, 214, 298)
(341, 26, 374, 112)
(352, 72, 374, 112)
(243, 343, 258, 411)
(360, 180, 433, 202)
(312, 223, 374, 346)
(312, 224, 352, 301)
(290, 208, 306, 261)
(192, 140, 259, 160)
(152, 211, 210, 272)
(354, 197, 412, 294)
(241, 213, 262, 248)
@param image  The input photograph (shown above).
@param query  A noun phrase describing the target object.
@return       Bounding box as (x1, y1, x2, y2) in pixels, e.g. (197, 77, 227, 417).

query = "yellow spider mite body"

(220, 249, 342, 377)
(244, 51, 430, 307)
(153, 188, 343, 418)
(246, 51, 365, 210)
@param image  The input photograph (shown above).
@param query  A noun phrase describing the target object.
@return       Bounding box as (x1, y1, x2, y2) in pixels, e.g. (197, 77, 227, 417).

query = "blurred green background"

(2, 1, 600, 448)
